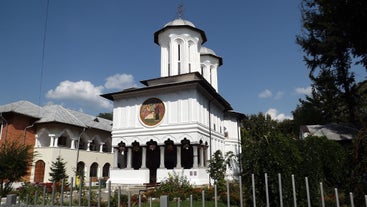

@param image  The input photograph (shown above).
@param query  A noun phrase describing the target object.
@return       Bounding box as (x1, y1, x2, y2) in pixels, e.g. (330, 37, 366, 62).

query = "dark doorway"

(149, 168, 157, 184)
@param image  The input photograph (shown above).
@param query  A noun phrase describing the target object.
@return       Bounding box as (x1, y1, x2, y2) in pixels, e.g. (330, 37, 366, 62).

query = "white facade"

(102, 18, 243, 187)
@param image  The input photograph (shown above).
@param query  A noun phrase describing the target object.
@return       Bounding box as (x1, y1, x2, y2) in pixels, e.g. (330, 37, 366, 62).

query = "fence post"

(252, 174, 256, 207)
(350, 192, 355, 207)
(202, 190, 205, 207)
(128, 191, 131, 207)
(305, 177, 311, 207)
(190, 194, 193, 207)
(320, 182, 325, 207)
(227, 180, 230, 207)
(265, 173, 269, 207)
(149, 197, 152, 207)
(98, 179, 101, 207)
(365, 195, 367, 207)
(292, 174, 297, 207)
(214, 184, 218, 207)
(108, 180, 111, 207)
(118, 187, 121, 207)
(60, 178, 64, 206)
(69, 177, 74, 207)
(89, 179, 92, 207)
(51, 181, 56, 206)
(78, 179, 82, 206)
(177, 197, 181, 207)
(335, 188, 340, 207)
(239, 176, 243, 207)
(34, 189, 38, 206)
(278, 173, 283, 207)
(43, 185, 46, 206)
(139, 194, 142, 207)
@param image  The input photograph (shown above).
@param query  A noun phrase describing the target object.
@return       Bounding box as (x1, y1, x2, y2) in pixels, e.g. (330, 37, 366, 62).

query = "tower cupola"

(154, 18, 207, 78)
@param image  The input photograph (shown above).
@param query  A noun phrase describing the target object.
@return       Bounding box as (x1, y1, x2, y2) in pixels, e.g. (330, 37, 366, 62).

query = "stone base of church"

(108, 167, 210, 190)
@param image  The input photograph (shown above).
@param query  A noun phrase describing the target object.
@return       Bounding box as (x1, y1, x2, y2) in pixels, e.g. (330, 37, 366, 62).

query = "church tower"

(102, 16, 243, 188)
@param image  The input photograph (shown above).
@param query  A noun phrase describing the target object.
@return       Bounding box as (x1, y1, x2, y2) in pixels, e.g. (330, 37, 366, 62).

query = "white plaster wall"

(31, 147, 113, 185)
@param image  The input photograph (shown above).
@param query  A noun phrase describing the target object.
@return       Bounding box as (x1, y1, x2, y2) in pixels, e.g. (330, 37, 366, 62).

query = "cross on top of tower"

(177, 4, 184, 19)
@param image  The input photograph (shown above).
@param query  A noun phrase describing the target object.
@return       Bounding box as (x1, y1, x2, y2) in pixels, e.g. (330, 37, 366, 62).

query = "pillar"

(71, 139, 76, 149)
(142, 147, 147, 169)
(199, 146, 204, 167)
(127, 148, 132, 169)
(87, 140, 92, 151)
(48, 134, 55, 147)
(99, 142, 105, 152)
(54, 137, 59, 147)
(193, 145, 198, 168)
(159, 146, 165, 168)
(176, 146, 182, 169)
(113, 148, 119, 168)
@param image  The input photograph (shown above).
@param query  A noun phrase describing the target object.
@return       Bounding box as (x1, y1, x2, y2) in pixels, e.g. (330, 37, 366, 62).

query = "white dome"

(200, 47, 216, 56)
(164, 18, 196, 28)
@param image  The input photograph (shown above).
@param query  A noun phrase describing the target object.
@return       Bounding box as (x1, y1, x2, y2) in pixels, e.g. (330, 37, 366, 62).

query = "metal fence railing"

(1, 173, 367, 207)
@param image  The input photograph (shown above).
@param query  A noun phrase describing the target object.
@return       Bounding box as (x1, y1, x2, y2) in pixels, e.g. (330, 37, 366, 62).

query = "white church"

(102, 17, 244, 187)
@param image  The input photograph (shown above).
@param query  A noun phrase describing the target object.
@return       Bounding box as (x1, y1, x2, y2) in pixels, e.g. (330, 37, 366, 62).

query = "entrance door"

(149, 168, 157, 184)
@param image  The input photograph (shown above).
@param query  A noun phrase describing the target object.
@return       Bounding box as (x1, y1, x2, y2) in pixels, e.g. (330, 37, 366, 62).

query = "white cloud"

(274, 91, 284, 100)
(46, 80, 112, 110)
(266, 108, 293, 121)
(294, 86, 312, 96)
(45, 73, 137, 113)
(105, 73, 137, 90)
(258, 89, 272, 98)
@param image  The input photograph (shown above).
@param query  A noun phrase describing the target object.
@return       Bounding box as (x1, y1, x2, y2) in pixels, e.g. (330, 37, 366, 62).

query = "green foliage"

(0, 141, 33, 197)
(49, 156, 69, 186)
(296, 0, 367, 126)
(97, 112, 113, 121)
(153, 171, 194, 200)
(207, 150, 227, 193)
(350, 129, 367, 205)
(17, 182, 45, 205)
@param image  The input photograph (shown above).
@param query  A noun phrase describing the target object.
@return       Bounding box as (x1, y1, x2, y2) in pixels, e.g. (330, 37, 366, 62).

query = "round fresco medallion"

(140, 98, 165, 126)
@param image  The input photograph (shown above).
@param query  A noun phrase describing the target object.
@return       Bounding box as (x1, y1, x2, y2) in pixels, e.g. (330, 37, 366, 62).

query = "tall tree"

(49, 156, 68, 184)
(0, 141, 33, 196)
(296, 0, 367, 126)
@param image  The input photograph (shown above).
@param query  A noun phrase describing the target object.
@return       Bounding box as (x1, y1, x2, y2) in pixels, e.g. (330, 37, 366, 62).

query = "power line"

(39, 0, 50, 109)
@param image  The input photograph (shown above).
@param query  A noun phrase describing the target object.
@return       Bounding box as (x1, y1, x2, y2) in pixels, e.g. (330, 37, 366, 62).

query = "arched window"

(77, 162, 85, 178)
(146, 139, 160, 169)
(117, 141, 127, 168)
(102, 163, 110, 178)
(131, 141, 142, 170)
(181, 138, 193, 169)
(164, 139, 176, 169)
(90, 162, 98, 178)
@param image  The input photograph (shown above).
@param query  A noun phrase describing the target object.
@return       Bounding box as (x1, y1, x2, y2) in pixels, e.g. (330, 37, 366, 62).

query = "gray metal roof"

(300, 124, 358, 141)
(0, 100, 112, 132)
(0, 100, 42, 118)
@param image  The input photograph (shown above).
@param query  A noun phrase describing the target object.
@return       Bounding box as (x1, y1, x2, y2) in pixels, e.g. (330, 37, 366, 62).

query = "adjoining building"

(0, 100, 113, 186)
(102, 17, 245, 188)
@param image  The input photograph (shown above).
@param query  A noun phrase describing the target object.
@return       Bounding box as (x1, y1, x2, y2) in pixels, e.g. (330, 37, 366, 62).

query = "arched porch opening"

(34, 160, 45, 183)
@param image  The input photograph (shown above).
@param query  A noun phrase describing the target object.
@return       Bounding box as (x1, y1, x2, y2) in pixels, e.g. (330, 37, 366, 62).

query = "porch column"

(199, 146, 204, 167)
(54, 136, 59, 147)
(141, 147, 147, 169)
(176, 146, 182, 168)
(127, 148, 132, 169)
(99, 142, 105, 152)
(113, 148, 118, 168)
(159, 146, 165, 168)
(87, 140, 92, 151)
(193, 145, 198, 168)
(48, 134, 55, 147)
(70, 139, 76, 149)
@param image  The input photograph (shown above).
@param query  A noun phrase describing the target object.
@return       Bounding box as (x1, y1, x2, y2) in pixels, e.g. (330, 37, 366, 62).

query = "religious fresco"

(140, 98, 165, 126)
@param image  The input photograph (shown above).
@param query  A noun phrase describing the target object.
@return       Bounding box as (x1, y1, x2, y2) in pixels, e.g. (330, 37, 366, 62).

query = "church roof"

(200, 46, 223, 66)
(0, 100, 112, 131)
(154, 18, 207, 44)
(101, 72, 233, 111)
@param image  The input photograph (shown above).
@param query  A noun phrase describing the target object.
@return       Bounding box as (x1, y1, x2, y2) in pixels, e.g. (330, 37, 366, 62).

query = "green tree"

(49, 156, 68, 185)
(207, 150, 227, 192)
(296, 0, 367, 126)
(97, 112, 113, 121)
(0, 141, 33, 196)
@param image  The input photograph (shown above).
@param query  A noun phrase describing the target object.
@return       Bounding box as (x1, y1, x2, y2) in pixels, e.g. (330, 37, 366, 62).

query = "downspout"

(23, 122, 36, 145)
(75, 127, 87, 186)
(0, 113, 8, 146)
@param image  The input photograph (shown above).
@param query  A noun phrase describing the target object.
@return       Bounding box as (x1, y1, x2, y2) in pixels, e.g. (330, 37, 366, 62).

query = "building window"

(102, 163, 110, 177)
(58, 136, 67, 147)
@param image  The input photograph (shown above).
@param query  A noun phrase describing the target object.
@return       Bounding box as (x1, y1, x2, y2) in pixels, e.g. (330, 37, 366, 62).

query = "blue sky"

(0, 0, 314, 121)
